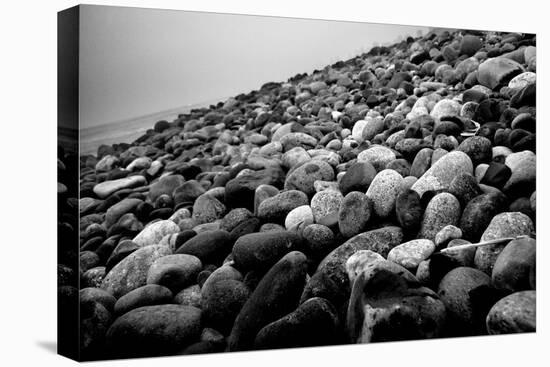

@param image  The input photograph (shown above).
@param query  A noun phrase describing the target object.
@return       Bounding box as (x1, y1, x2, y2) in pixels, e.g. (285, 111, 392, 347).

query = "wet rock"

(132, 220, 180, 248)
(460, 192, 508, 241)
(339, 161, 377, 194)
(114, 284, 173, 316)
(257, 190, 309, 222)
(146, 254, 202, 293)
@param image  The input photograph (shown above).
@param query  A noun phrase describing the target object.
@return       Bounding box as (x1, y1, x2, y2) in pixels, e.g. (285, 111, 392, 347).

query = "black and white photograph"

(4, 1, 547, 366)
(55, 3, 540, 362)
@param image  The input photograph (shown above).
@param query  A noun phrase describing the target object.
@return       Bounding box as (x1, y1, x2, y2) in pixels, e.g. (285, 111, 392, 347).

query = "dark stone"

(105, 305, 202, 358)
(480, 162, 512, 190)
(410, 148, 433, 178)
(492, 237, 536, 292)
(339, 161, 377, 194)
(395, 189, 423, 232)
(175, 230, 233, 265)
(225, 168, 285, 211)
(228, 251, 308, 351)
(457, 136, 493, 166)
(510, 84, 536, 108)
(232, 231, 303, 271)
(201, 279, 250, 334)
(460, 193, 508, 241)
(114, 284, 173, 316)
(254, 297, 340, 349)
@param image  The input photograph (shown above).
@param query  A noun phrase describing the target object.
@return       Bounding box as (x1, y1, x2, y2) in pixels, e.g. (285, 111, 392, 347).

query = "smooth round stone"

(362, 118, 385, 141)
(410, 148, 433, 178)
(434, 225, 462, 248)
(201, 279, 250, 334)
(80, 299, 112, 358)
(438, 267, 492, 335)
(420, 193, 461, 242)
(310, 190, 343, 227)
(95, 155, 119, 172)
(80, 251, 100, 273)
(448, 173, 482, 207)
(127, 156, 152, 171)
(492, 237, 536, 292)
(460, 35, 482, 56)
(93, 176, 147, 199)
(148, 175, 185, 202)
(503, 150, 536, 194)
(257, 190, 309, 221)
(411, 151, 473, 197)
(228, 251, 308, 351)
(366, 169, 404, 218)
(459, 192, 507, 241)
(173, 180, 206, 208)
(254, 297, 339, 349)
(351, 120, 368, 142)
(232, 231, 303, 271)
(132, 220, 180, 248)
(312, 227, 404, 296)
(345, 250, 385, 284)
(486, 290, 536, 334)
(106, 305, 202, 358)
(357, 146, 397, 172)
(395, 189, 423, 232)
(101, 244, 173, 298)
(104, 198, 143, 228)
(174, 285, 201, 308)
(302, 224, 335, 259)
(508, 72, 536, 91)
(475, 212, 534, 275)
(146, 254, 202, 293)
(510, 113, 535, 133)
(280, 132, 318, 151)
(457, 136, 493, 166)
(475, 164, 489, 182)
(284, 161, 335, 196)
(477, 57, 524, 90)
(387, 239, 436, 271)
(282, 147, 311, 169)
(430, 99, 461, 121)
(79, 287, 117, 312)
(480, 162, 512, 190)
(431, 148, 448, 165)
(338, 192, 372, 238)
(285, 205, 314, 231)
(192, 194, 227, 225)
(339, 161, 377, 194)
(114, 284, 173, 316)
(220, 208, 254, 232)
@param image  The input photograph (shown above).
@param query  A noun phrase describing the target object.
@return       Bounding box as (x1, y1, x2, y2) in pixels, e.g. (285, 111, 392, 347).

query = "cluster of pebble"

(58, 28, 536, 360)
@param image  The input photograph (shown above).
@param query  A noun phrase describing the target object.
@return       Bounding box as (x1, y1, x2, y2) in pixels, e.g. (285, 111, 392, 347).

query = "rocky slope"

(58, 28, 536, 360)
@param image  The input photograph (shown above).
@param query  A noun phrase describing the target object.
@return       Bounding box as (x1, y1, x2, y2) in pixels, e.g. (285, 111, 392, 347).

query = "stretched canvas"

(58, 4, 536, 361)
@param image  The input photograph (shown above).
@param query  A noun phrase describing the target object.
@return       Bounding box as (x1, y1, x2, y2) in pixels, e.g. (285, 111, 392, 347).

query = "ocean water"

(79, 101, 221, 156)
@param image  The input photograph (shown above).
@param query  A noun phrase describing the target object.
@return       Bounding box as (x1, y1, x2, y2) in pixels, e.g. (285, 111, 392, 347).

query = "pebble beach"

(58, 28, 536, 360)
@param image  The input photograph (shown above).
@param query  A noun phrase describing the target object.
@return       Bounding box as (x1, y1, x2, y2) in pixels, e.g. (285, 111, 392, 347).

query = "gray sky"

(79, 5, 428, 129)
